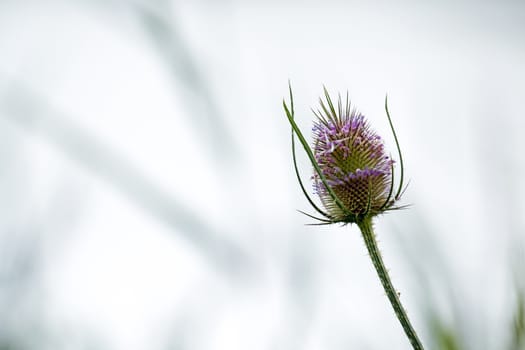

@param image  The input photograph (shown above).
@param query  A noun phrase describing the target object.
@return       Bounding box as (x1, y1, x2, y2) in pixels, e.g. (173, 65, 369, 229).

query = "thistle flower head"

(283, 84, 406, 225)
(312, 95, 394, 222)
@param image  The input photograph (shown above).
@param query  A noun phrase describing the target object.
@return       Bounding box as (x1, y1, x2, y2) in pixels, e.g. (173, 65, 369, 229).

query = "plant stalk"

(358, 218, 425, 350)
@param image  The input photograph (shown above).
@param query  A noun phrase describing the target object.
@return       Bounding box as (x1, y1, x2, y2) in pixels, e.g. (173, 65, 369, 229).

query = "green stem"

(358, 218, 425, 350)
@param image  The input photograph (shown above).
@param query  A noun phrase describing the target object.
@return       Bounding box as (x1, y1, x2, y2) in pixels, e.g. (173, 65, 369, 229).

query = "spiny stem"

(357, 218, 425, 350)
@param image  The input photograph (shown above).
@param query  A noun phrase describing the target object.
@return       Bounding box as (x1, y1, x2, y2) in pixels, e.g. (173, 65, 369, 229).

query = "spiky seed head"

(312, 93, 394, 223)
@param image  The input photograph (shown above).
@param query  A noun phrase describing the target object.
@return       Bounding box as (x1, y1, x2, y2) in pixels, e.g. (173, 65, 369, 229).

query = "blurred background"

(1, 0, 524, 349)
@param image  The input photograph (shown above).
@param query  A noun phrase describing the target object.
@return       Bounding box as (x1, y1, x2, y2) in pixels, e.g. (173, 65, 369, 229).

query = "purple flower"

(283, 85, 406, 224)
(312, 101, 395, 221)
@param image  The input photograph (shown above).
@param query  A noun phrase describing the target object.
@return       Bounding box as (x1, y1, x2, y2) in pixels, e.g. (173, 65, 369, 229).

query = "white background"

(1, 1, 524, 349)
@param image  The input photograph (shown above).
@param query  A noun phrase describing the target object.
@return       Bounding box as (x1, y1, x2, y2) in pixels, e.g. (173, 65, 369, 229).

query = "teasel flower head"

(283, 83, 407, 225)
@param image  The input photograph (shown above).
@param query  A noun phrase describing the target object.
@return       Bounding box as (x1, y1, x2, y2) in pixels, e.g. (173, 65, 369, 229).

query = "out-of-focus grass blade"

(510, 287, 525, 350)
(430, 317, 463, 350)
(0, 81, 253, 281)
(122, 1, 241, 164)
